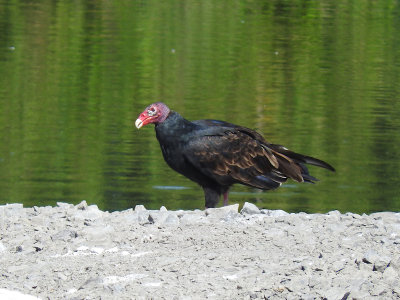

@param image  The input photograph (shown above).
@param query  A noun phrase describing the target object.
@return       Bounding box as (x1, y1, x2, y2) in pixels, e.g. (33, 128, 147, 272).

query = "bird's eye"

(147, 108, 156, 116)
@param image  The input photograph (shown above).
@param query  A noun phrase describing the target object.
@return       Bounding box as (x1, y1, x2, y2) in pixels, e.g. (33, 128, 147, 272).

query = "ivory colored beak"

(135, 119, 143, 129)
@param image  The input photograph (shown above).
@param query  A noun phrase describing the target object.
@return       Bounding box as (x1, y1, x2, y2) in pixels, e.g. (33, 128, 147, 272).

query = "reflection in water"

(153, 186, 190, 190)
(0, 1, 399, 213)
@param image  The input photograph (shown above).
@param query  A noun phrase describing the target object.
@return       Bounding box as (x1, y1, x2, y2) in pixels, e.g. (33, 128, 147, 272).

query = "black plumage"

(135, 102, 335, 208)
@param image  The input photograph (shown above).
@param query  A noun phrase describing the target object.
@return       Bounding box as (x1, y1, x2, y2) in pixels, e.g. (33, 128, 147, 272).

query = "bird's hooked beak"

(135, 118, 143, 129)
(135, 102, 169, 129)
(135, 111, 149, 129)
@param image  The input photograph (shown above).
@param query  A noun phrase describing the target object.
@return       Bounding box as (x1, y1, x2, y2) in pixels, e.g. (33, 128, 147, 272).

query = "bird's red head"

(135, 102, 171, 129)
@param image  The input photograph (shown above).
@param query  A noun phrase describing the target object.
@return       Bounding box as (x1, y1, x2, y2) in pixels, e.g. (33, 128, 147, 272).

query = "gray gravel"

(0, 201, 399, 299)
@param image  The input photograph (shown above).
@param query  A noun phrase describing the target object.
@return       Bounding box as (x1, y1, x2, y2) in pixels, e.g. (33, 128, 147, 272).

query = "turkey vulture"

(135, 102, 335, 208)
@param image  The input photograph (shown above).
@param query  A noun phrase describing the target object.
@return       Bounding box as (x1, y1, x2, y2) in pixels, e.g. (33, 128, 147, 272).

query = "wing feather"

(183, 130, 289, 190)
(182, 121, 333, 190)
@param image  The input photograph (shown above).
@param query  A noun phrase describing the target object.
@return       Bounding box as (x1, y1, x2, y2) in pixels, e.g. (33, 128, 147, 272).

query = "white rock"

(5, 203, 23, 210)
(205, 204, 239, 220)
(162, 214, 180, 226)
(76, 200, 88, 210)
(383, 266, 398, 281)
(240, 202, 260, 215)
(363, 249, 391, 272)
(134, 205, 147, 212)
(180, 213, 208, 225)
(0, 242, 6, 252)
(0, 289, 40, 300)
(57, 202, 73, 209)
(261, 209, 289, 217)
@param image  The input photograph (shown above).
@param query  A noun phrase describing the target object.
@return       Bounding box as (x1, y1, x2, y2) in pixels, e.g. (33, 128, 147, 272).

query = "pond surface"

(1, 1, 400, 213)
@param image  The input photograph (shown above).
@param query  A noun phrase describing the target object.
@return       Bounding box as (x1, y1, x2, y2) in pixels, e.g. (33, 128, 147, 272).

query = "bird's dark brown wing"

(182, 129, 305, 190)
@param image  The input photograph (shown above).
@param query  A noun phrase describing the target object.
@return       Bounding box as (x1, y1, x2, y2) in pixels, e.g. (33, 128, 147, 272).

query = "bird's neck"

(155, 111, 196, 140)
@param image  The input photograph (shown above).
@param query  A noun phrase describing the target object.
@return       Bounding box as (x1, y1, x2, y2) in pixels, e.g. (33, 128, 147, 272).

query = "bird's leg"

(223, 190, 229, 206)
(203, 187, 220, 208)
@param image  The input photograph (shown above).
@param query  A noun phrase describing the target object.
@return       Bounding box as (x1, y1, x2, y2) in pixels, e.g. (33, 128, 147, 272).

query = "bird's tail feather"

(270, 144, 335, 172)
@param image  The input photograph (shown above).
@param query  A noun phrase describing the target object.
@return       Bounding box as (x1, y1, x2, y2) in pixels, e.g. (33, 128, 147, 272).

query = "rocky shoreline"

(0, 201, 399, 299)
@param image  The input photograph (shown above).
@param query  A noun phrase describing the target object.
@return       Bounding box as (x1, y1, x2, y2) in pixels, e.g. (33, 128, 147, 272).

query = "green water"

(1, 1, 399, 213)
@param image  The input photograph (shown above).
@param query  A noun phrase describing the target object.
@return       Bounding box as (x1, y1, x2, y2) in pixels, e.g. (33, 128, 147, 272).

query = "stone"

(81, 225, 115, 247)
(5, 203, 24, 210)
(374, 256, 391, 273)
(205, 204, 239, 219)
(261, 209, 289, 217)
(57, 202, 74, 209)
(240, 202, 260, 215)
(321, 288, 351, 300)
(180, 213, 208, 225)
(362, 249, 379, 264)
(138, 212, 151, 225)
(1, 203, 400, 299)
(327, 210, 341, 216)
(382, 266, 398, 282)
(363, 250, 391, 272)
(162, 214, 180, 226)
(0, 242, 6, 252)
(0, 289, 40, 300)
(76, 200, 88, 210)
(134, 205, 147, 212)
(223, 210, 241, 222)
(51, 229, 78, 242)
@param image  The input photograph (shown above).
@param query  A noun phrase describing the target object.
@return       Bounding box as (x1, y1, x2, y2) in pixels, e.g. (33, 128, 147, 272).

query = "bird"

(135, 102, 335, 208)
